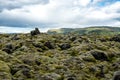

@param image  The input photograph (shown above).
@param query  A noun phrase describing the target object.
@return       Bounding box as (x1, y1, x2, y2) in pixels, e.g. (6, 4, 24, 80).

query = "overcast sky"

(0, 0, 120, 33)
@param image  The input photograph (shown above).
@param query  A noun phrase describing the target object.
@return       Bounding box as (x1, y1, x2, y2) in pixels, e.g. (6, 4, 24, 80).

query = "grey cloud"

(0, 14, 56, 28)
(0, 0, 49, 11)
(0, 18, 29, 27)
(113, 18, 120, 21)
(116, 9, 120, 13)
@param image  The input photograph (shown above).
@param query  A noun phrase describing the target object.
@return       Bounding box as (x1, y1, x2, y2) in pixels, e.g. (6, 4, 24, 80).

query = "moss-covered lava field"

(0, 30, 120, 80)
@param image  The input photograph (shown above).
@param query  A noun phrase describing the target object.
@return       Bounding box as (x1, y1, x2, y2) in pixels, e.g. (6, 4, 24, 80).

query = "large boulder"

(90, 50, 108, 61)
(30, 28, 40, 36)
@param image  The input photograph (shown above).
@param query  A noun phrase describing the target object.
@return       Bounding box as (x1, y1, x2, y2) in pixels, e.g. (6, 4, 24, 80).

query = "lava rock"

(82, 52, 96, 62)
(64, 74, 76, 80)
(11, 34, 20, 40)
(35, 60, 41, 66)
(69, 36, 76, 41)
(67, 77, 75, 80)
(19, 46, 29, 51)
(110, 34, 120, 42)
(2, 48, 12, 54)
(0, 50, 9, 61)
(90, 50, 108, 61)
(59, 43, 71, 50)
(112, 62, 120, 69)
(22, 68, 31, 78)
(97, 65, 105, 77)
(30, 28, 40, 36)
(33, 42, 43, 48)
(44, 41, 55, 49)
(0, 61, 11, 80)
(112, 71, 120, 80)
(5, 43, 14, 49)
(11, 64, 31, 76)
(2, 43, 14, 54)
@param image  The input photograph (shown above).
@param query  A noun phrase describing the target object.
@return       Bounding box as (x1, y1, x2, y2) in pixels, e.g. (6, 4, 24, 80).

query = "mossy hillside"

(47, 26, 120, 35)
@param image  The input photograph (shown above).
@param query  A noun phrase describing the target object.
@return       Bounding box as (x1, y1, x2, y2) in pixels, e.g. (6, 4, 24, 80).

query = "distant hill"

(47, 26, 120, 35)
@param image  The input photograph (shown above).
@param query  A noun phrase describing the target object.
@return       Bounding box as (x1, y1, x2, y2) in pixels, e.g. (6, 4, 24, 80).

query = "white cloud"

(0, 26, 50, 33)
(73, 0, 91, 6)
(93, 0, 103, 3)
(0, 26, 33, 33)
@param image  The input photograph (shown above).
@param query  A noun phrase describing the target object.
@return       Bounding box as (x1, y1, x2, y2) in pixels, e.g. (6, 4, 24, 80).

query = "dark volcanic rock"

(110, 34, 120, 42)
(64, 74, 76, 80)
(2, 48, 12, 54)
(30, 28, 40, 36)
(22, 68, 31, 78)
(69, 36, 76, 41)
(2, 43, 14, 54)
(33, 42, 43, 48)
(67, 77, 75, 80)
(59, 43, 71, 50)
(90, 50, 108, 61)
(5, 43, 14, 49)
(44, 41, 55, 49)
(96, 65, 105, 77)
(112, 62, 120, 69)
(112, 71, 120, 80)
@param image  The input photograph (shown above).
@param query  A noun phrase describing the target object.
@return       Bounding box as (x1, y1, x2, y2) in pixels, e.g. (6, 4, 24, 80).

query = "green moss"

(0, 60, 10, 72)
(0, 60, 11, 80)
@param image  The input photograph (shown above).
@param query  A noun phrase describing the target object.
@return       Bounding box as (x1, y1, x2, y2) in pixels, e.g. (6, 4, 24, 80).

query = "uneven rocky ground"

(0, 32, 120, 80)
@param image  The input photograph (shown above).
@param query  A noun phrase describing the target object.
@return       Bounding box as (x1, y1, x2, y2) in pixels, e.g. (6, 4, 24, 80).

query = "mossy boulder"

(59, 43, 71, 50)
(2, 43, 15, 54)
(110, 34, 120, 42)
(0, 60, 10, 73)
(11, 34, 20, 40)
(12, 64, 34, 79)
(90, 50, 109, 61)
(69, 36, 76, 41)
(0, 50, 9, 61)
(112, 71, 120, 80)
(10, 64, 31, 75)
(82, 52, 96, 62)
(0, 60, 11, 80)
(64, 74, 77, 80)
(44, 41, 55, 49)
